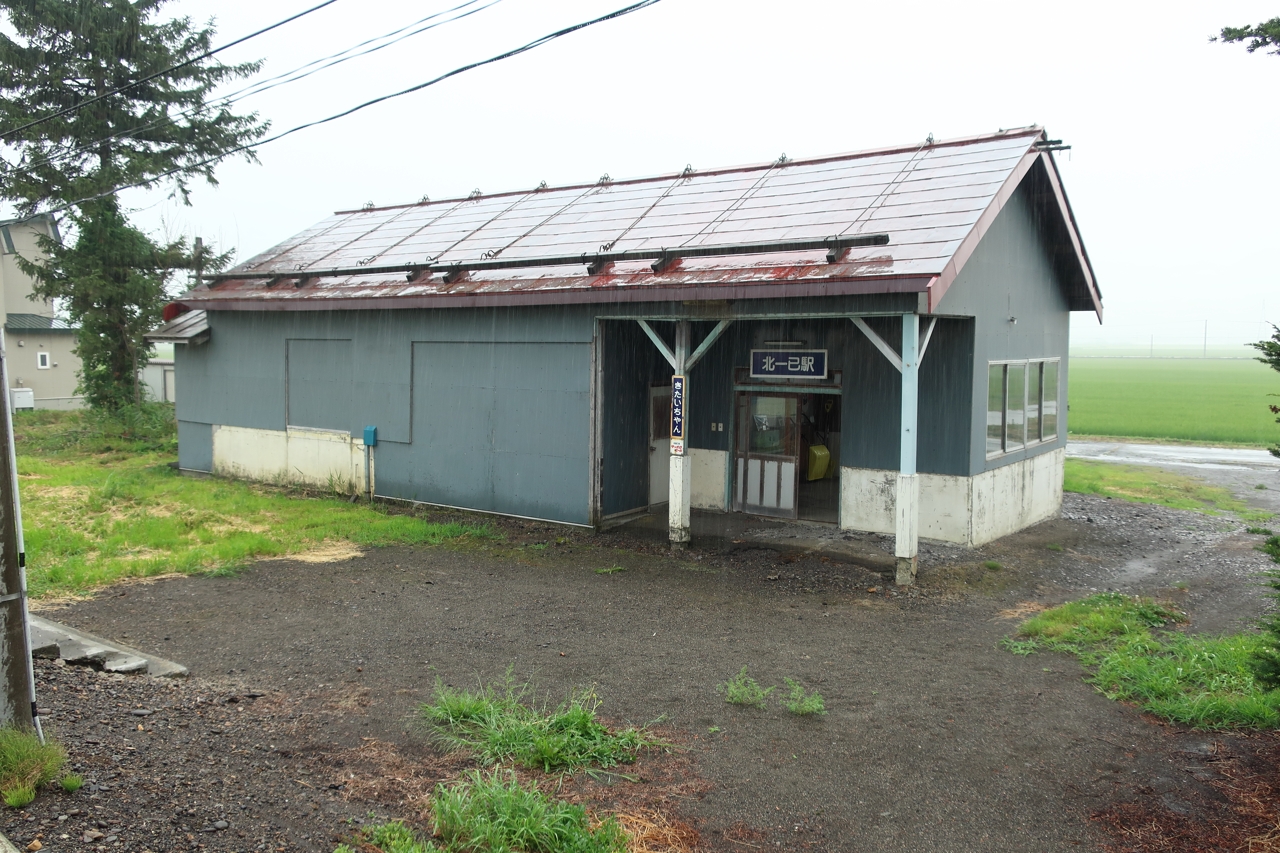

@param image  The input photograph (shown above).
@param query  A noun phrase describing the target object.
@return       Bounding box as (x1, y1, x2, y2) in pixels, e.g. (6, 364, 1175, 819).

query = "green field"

(1067, 358, 1279, 446)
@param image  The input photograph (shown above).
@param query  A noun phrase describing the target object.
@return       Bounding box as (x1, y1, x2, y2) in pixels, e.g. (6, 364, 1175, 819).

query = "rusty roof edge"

(330, 127, 1047, 217)
(178, 274, 935, 313)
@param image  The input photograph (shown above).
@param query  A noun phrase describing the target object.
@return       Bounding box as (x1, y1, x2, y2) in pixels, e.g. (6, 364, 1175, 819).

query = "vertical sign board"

(750, 350, 828, 380)
(670, 376, 686, 455)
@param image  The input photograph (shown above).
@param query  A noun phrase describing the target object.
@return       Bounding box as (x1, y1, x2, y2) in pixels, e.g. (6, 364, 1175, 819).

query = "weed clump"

(435, 770, 626, 852)
(719, 666, 774, 709)
(1003, 593, 1280, 729)
(339, 771, 628, 853)
(983, 560, 1003, 571)
(418, 676, 659, 773)
(0, 728, 66, 807)
(60, 773, 83, 793)
(781, 679, 826, 716)
(1247, 527, 1274, 536)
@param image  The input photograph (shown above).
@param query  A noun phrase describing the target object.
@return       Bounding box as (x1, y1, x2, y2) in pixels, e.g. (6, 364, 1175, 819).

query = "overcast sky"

(13, 0, 1280, 349)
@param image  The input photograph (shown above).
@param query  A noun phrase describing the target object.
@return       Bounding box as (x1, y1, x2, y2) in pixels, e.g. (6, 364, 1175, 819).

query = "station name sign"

(670, 376, 686, 455)
(750, 349, 828, 380)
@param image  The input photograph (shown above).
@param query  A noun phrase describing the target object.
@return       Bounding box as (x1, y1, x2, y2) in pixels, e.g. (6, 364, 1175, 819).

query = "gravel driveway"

(7, 443, 1278, 853)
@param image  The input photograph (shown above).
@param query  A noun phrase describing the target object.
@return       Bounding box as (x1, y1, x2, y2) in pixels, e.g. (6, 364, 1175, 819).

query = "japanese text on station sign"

(670, 376, 686, 439)
(749, 350, 828, 379)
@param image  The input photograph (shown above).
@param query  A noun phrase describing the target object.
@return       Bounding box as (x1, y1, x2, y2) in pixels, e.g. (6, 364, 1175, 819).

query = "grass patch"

(780, 679, 826, 716)
(1263, 536, 1280, 563)
(1067, 358, 1279, 445)
(14, 410, 487, 598)
(1247, 527, 1275, 536)
(436, 770, 626, 852)
(340, 770, 628, 853)
(59, 773, 83, 793)
(719, 666, 774, 709)
(336, 819, 432, 853)
(1064, 458, 1273, 522)
(983, 560, 1003, 571)
(1003, 593, 1280, 729)
(1046, 543, 1064, 552)
(418, 676, 659, 773)
(594, 566, 625, 575)
(0, 728, 65, 807)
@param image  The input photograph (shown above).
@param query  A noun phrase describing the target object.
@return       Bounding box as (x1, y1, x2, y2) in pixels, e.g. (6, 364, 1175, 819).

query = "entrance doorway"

(733, 390, 840, 522)
(649, 384, 670, 506)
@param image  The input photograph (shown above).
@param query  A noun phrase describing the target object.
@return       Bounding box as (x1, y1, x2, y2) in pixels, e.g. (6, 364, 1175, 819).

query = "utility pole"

(0, 332, 36, 732)
(193, 237, 204, 288)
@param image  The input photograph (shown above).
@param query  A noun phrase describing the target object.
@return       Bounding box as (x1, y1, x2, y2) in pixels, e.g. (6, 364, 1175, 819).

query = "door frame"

(730, 372, 843, 520)
(648, 382, 671, 507)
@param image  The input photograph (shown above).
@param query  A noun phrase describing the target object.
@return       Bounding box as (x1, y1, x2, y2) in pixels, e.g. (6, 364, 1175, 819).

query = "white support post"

(669, 321, 692, 548)
(896, 313, 920, 585)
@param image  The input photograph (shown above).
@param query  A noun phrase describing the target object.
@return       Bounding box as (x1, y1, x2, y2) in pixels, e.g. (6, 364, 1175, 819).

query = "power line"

(39, 0, 665, 216)
(1, 0, 503, 180)
(0, 0, 344, 140)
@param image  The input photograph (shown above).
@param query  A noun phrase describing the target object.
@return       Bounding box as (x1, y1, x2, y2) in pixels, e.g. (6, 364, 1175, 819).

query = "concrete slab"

(616, 508, 898, 575)
(0, 831, 19, 853)
(28, 616, 187, 678)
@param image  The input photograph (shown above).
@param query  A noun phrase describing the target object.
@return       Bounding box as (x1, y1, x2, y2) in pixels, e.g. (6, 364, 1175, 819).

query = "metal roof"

(180, 127, 1101, 319)
(144, 309, 209, 345)
(4, 313, 75, 332)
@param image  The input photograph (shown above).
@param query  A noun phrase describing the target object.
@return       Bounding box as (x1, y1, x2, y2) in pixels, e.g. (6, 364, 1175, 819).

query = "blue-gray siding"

(176, 419, 212, 472)
(937, 166, 1073, 475)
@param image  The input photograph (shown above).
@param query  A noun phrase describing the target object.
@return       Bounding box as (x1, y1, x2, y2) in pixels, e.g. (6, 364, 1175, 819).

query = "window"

(36, 351, 50, 369)
(986, 358, 1060, 457)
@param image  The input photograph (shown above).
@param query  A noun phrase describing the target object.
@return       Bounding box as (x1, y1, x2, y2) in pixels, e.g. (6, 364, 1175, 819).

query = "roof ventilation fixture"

(294, 276, 314, 288)
(1034, 139, 1072, 152)
(650, 250, 679, 275)
(442, 266, 469, 285)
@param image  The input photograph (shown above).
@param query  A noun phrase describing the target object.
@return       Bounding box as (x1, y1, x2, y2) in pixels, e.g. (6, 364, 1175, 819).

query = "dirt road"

(17, 462, 1276, 852)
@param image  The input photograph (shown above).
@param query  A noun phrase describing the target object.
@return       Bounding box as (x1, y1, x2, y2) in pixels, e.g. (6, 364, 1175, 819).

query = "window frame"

(985, 357, 1061, 459)
(36, 351, 50, 370)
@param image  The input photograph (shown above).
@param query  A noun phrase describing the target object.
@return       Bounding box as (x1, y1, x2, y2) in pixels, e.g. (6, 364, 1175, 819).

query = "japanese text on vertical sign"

(749, 350, 828, 379)
(670, 376, 686, 439)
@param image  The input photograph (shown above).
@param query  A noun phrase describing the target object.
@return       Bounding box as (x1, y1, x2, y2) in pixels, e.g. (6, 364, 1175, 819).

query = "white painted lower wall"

(690, 448, 728, 510)
(839, 447, 1064, 546)
(211, 425, 369, 493)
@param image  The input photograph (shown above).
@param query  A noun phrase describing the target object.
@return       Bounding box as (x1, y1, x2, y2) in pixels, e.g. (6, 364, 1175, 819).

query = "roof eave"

(177, 273, 936, 312)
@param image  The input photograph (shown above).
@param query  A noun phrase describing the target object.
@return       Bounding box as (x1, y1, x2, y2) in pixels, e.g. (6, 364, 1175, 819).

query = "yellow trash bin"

(807, 445, 830, 481)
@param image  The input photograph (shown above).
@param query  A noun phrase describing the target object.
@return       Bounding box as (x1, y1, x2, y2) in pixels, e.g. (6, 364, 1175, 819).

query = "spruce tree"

(0, 0, 267, 407)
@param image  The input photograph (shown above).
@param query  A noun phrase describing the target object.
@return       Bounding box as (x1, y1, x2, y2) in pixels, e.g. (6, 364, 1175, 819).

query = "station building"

(151, 127, 1101, 583)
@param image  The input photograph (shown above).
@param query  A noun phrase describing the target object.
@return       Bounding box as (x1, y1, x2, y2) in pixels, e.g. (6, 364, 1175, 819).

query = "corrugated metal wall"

(177, 306, 597, 523)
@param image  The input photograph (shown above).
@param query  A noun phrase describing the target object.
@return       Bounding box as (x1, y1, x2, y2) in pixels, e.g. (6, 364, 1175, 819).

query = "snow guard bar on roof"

(207, 233, 891, 286)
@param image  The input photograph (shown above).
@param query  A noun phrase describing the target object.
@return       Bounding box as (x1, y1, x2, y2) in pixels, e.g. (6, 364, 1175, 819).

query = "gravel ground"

(8, 459, 1279, 853)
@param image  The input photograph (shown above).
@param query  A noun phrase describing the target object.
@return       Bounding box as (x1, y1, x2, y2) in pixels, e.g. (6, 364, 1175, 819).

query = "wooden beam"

(850, 317, 903, 373)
